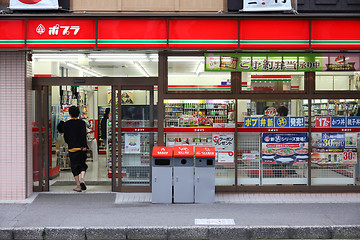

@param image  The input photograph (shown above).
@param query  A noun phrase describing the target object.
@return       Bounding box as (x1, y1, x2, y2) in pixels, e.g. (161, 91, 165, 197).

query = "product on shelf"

(165, 102, 235, 127)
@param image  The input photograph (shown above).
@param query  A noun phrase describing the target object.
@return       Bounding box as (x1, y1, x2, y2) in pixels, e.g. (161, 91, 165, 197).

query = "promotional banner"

(10, 0, 59, 10)
(244, 117, 305, 128)
(315, 116, 360, 128)
(311, 133, 358, 165)
(205, 53, 360, 72)
(262, 133, 309, 164)
(212, 133, 234, 163)
(125, 133, 140, 154)
(243, 0, 292, 12)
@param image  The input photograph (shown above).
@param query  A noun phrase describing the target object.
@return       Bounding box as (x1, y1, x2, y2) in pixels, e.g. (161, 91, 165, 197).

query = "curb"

(1, 225, 360, 239)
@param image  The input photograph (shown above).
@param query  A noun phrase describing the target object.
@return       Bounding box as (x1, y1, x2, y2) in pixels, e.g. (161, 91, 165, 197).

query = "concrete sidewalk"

(1, 192, 360, 239)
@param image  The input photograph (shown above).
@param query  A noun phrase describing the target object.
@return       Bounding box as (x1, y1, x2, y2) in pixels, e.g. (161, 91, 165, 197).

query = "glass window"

(237, 99, 308, 127)
(164, 99, 235, 128)
(164, 99, 235, 187)
(237, 99, 309, 186)
(310, 99, 360, 127)
(316, 72, 360, 91)
(168, 56, 231, 92)
(311, 99, 360, 186)
(241, 72, 305, 92)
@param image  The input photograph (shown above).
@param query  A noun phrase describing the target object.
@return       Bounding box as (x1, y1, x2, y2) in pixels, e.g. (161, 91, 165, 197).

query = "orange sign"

(195, 147, 216, 158)
(152, 147, 173, 158)
(173, 146, 194, 157)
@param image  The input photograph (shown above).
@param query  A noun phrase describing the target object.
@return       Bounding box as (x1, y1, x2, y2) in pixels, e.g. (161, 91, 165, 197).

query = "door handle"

(154, 177, 157, 182)
(197, 177, 200, 182)
(176, 176, 179, 182)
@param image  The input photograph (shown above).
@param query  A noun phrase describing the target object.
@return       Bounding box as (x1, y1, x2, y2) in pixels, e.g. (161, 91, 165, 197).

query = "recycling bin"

(194, 146, 216, 203)
(152, 147, 173, 203)
(173, 146, 195, 203)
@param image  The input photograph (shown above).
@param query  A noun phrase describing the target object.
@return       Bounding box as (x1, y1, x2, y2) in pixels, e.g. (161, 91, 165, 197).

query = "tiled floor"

(114, 192, 360, 204)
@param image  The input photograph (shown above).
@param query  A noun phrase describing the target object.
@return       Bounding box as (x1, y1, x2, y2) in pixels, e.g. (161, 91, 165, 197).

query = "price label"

(315, 117, 331, 128)
(343, 150, 357, 164)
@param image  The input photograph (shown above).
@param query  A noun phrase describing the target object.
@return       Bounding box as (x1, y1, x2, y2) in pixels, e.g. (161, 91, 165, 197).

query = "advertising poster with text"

(262, 133, 309, 165)
(311, 133, 358, 165)
(125, 133, 140, 154)
(212, 133, 234, 163)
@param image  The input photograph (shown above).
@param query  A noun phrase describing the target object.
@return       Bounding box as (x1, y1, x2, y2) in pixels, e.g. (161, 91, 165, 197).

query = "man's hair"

(277, 106, 288, 116)
(69, 106, 80, 118)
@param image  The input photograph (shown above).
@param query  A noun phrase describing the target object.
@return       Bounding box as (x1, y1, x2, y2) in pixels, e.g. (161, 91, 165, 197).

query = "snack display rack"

(165, 101, 235, 127)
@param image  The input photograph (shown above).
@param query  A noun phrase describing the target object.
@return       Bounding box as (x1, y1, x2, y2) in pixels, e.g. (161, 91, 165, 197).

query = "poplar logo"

(36, 24, 45, 35)
(19, 0, 42, 4)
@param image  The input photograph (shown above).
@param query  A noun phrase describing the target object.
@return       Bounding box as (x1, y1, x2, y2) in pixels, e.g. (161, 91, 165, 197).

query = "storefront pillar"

(0, 51, 32, 200)
(157, 53, 167, 146)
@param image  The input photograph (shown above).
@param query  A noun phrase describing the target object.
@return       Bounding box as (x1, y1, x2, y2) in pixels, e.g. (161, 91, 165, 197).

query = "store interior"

(31, 52, 360, 191)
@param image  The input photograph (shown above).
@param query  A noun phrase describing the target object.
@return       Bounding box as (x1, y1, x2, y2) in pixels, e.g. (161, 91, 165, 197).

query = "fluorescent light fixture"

(195, 61, 204, 76)
(89, 54, 158, 62)
(168, 56, 204, 62)
(66, 62, 102, 77)
(33, 54, 85, 61)
(133, 61, 150, 77)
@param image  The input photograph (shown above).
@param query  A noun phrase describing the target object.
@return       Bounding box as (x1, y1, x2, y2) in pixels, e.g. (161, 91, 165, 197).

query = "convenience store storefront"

(1, 16, 360, 198)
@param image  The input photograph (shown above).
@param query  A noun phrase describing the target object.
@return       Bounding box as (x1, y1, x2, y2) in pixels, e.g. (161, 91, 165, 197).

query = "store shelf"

(165, 102, 235, 127)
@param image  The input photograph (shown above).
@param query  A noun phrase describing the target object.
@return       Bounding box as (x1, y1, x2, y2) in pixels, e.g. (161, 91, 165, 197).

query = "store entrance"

(32, 77, 157, 193)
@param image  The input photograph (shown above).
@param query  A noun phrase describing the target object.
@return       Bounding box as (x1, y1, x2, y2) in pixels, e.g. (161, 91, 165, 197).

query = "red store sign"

(26, 19, 96, 49)
(0, 19, 25, 49)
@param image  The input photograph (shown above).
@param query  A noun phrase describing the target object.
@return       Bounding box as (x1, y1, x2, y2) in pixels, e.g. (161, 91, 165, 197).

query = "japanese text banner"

(205, 53, 360, 72)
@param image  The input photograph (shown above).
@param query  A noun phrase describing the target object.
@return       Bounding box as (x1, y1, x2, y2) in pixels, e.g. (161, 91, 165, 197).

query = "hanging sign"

(10, 0, 59, 10)
(243, 0, 292, 12)
(125, 133, 140, 154)
(244, 117, 305, 128)
(205, 53, 360, 72)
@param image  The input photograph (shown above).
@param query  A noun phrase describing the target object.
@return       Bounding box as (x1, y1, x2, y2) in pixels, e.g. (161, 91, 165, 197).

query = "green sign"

(205, 53, 323, 72)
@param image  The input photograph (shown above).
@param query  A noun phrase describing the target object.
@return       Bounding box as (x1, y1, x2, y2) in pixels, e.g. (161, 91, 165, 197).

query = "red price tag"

(315, 117, 331, 127)
(343, 151, 357, 164)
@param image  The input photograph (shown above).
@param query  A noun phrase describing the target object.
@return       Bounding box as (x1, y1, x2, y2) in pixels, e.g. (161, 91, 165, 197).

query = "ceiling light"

(133, 61, 150, 77)
(195, 61, 204, 76)
(66, 62, 102, 77)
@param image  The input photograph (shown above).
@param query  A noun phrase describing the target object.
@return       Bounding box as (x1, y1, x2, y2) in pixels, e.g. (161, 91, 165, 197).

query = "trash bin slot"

(207, 159, 213, 165)
(154, 159, 171, 165)
(181, 159, 187, 165)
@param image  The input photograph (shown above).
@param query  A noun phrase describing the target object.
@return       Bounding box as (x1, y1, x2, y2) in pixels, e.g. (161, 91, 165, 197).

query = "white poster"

(212, 133, 234, 163)
(243, 0, 292, 12)
(10, 0, 59, 10)
(125, 133, 140, 154)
